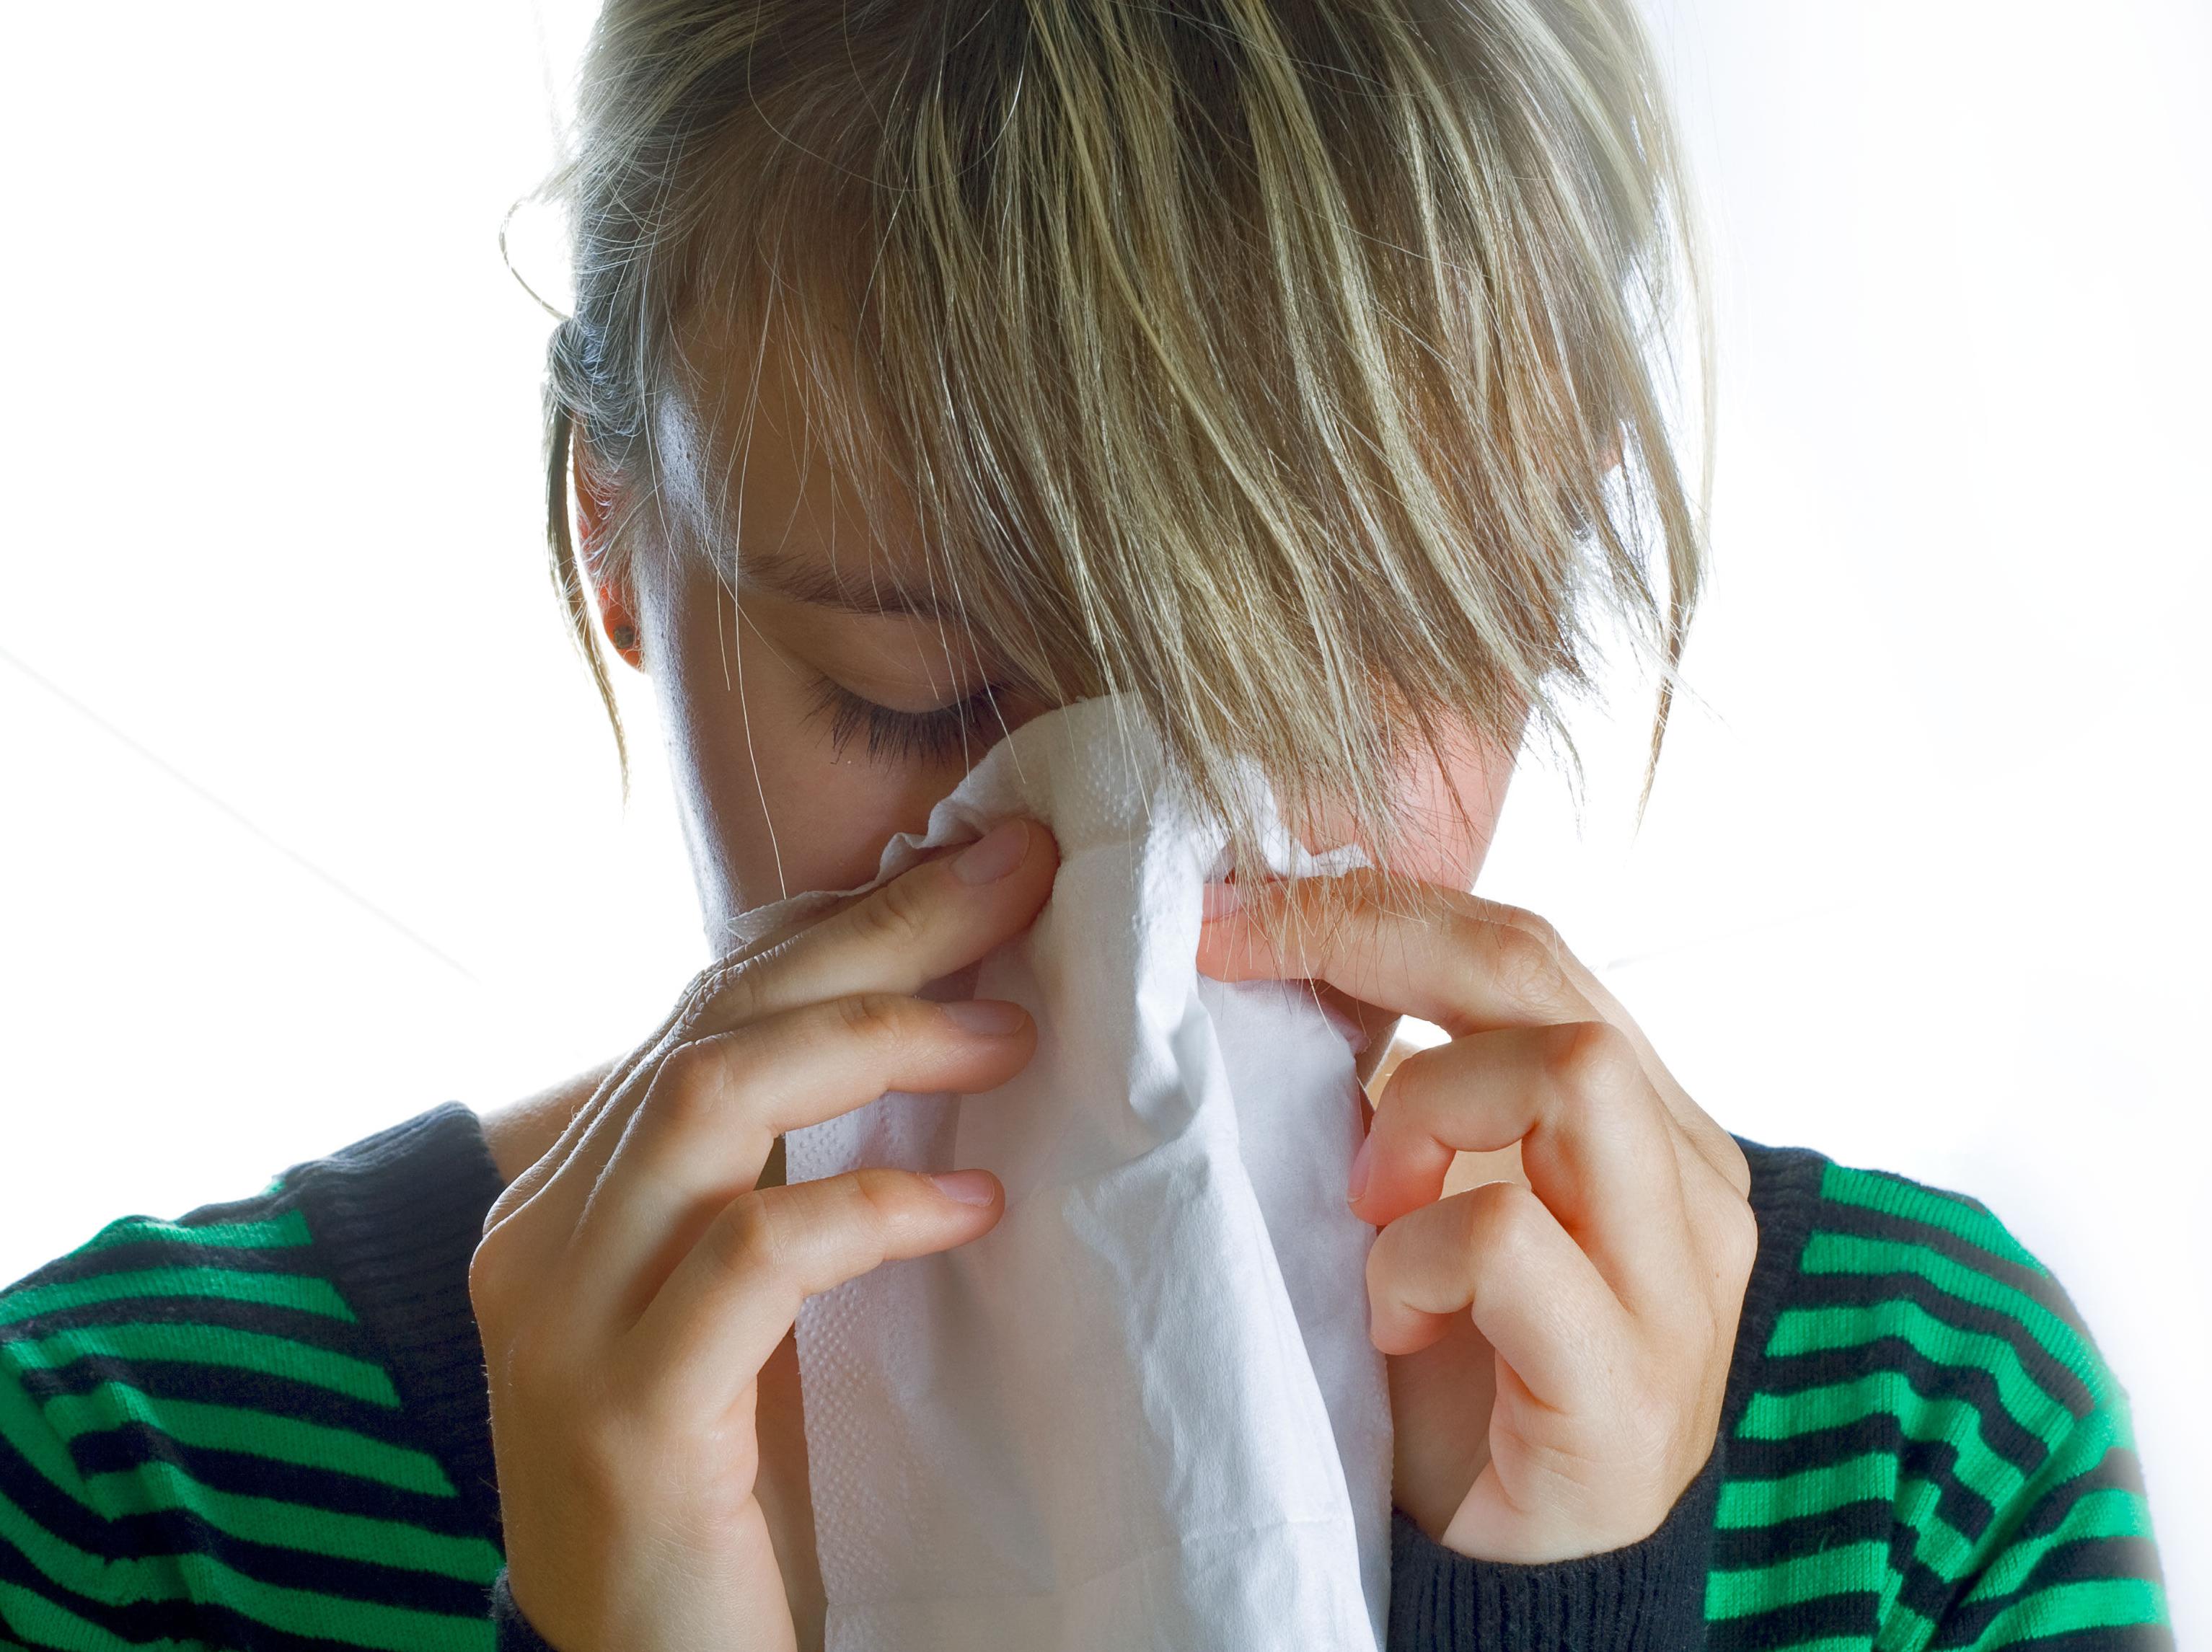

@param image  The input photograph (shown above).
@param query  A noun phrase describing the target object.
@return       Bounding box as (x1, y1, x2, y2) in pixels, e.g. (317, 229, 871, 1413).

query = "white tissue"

(729, 694, 1392, 1651)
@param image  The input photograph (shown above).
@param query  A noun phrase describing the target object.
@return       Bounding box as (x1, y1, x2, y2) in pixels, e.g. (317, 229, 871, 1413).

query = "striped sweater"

(0, 1103, 2172, 1651)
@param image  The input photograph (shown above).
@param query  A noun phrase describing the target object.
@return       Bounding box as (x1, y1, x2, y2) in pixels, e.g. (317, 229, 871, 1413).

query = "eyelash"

(806, 676, 1011, 766)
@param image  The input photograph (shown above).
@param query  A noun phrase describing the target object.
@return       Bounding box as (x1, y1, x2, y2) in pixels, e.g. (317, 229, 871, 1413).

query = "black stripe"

(4, 1422, 490, 1611)
(1809, 1197, 2097, 1351)
(1925, 1533, 2170, 1646)
(1740, 1335, 2053, 1477)
(172, 1186, 301, 1229)
(0, 1521, 210, 1648)
(1725, 1412, 1982, 1501)
(1705, 1585, 1880, 1651)
(1926, 1527, 2169, 1646)
(1928, 1620, 2176, 1652)
(1711, 1459, 1998, 1572)
(1, 1239, 330, 1299)
(17, 1356, 415, 1452)
(1779, 1267, 2096, 1420)
(100, 1500, 493, 1617)
(1, 1294, 369, 1362)
(1711, 1493, 1891, 1571)
(0, 1424, 127, 1560)
(190, 1590, 495, 1652)
(63, 1423, 484, 1540)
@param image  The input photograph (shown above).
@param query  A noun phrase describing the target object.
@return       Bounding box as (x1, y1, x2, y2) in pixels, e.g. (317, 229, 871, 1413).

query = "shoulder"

(1712, 1139, 2173, 1649)
(0, 1103, 508, 1651)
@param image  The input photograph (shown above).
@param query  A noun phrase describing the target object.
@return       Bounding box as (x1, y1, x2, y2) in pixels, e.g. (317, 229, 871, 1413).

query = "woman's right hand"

(467, 817, 1058, 1652)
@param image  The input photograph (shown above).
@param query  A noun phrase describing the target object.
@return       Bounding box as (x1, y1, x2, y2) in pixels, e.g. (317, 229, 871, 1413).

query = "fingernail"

(1200, 879, 1243, 922)
(940, 999, 1025, 1035)
(1347, 1128, 1374, 1206)
(954, 820, 1030, 885)
(927, 1169, 998, 1207)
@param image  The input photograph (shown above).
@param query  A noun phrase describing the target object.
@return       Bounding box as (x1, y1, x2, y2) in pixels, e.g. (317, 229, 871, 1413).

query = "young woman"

(0, 1, 2173, 1649)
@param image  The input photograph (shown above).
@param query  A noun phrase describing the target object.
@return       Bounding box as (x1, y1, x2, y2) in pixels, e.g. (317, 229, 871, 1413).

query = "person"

(0, 0, 2174, 1648)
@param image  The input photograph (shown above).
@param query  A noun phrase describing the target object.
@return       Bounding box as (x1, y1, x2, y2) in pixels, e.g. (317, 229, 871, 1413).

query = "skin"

(472, 321, 1757, 1650)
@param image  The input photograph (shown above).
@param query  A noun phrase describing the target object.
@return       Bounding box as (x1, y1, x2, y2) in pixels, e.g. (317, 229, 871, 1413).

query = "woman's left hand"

(1195, 871, 1758, 1564)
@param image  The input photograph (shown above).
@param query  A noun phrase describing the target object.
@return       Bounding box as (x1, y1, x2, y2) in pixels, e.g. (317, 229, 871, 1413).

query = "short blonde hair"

(537, 0, 1711, 897)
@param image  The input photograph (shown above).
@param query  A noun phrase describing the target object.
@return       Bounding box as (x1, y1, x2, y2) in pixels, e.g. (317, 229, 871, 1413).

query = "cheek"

(650, 591, 961, 926)
(1288, 725, 1516, 889)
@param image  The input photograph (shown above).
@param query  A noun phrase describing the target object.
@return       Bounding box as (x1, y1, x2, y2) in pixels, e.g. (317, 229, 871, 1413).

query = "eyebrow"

(740, 547, 960, 619)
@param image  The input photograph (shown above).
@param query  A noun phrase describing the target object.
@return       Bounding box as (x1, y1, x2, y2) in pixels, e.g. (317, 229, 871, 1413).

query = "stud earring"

(611, 624, 638, 652)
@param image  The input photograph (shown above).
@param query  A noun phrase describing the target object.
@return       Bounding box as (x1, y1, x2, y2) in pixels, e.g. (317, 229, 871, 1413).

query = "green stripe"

(1767, 1302, 2076, 1452)
(1728, 1376, 2139, 1626)
(84, 1457, 501, 1584)
(1717, 1450, 1898, 1528)
(1737, 1371, 2037, 1514)
(180, 1548, 490, 1651)
(1798, 1234, 2102, 1394)
(39, 1384, 454, 1498)
(1819, 1164, 2042, 1272)
(1706, 1537, 1888, 1619)
(0, 1479, 188, 1618)
(1971, 1578, 2167, 1647)
(1718, 1464, 1967, 1628)
(5, 1323, 400, 1410)
(0, 1362, 94, 1504)
(1707, 1450, 1991, 1592)
(0, 1268, 355, 1329)
(0, 1576, 207, 1651)
(0, 1477, 486, 1651)
(1962, 1485, 2157, 1603)
(1875, 1575, 2167, 1652)
(78, 1209, 310, 1255)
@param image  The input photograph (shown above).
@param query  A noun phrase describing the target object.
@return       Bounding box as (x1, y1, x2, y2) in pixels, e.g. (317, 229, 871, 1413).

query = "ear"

(571, 422, 644, 671)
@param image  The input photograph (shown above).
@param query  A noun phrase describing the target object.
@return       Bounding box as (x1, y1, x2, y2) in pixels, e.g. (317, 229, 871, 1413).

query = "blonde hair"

(535, 0, 1711, 904)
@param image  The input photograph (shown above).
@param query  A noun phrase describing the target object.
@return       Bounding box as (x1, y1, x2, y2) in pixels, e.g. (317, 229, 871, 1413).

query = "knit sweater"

(0, 1103, 2172, 1651)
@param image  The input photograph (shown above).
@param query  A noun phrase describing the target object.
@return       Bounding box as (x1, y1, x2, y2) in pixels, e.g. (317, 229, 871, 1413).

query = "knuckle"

(466, 1229, 516, 1320)
(1497, 903, 1563, 955)
(1714, 1131, 1754, 1198)
(846, 1167, 914, 1240)
(654, 1037, 717, 1091)
(708, 1190, 787, 1283)
(1715, 1193, 1761, 1284)
(855, 871, 934, 951)
(834, 991, 924, 1053)
(1489, 917, 1569, 1009)
(1463, 1178, 1544, 1264)
(1543, 1020, 1637, 1100)
(651, 1039, 731, 1126)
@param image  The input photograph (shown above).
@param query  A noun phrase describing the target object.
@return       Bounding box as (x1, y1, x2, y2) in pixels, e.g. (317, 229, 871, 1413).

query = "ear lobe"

(570, 421, 645, 669)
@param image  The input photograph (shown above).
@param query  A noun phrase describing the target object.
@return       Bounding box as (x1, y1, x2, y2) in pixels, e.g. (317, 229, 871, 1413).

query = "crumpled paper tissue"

(720, 693, 1392, 1651)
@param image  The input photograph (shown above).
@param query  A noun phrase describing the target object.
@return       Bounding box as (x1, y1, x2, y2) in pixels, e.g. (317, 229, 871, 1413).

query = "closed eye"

(804, 673, 1014, 767)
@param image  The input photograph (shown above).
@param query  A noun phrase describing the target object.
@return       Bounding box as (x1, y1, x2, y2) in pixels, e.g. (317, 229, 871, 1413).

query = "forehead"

(674, 294, 956, 620)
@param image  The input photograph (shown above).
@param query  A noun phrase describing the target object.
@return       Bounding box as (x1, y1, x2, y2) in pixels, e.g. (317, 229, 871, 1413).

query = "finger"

(1367, 1180, 1627, 1410)
(692, 817, 1059, 1037)
(1362, 1021, 1695, 1312)
(570, 994, 1036, 1322)
(1200, 873, 1750, 1198)
(1196, 870, 1595, 1034)
(1559, 959, 1750, 1198)
(620, 1166, 1003, 1421)
(496, 818, 1056, 1242)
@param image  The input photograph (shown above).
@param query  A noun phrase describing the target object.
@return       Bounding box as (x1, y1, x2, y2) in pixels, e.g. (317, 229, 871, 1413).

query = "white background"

(2, 0, 2204, 1630)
